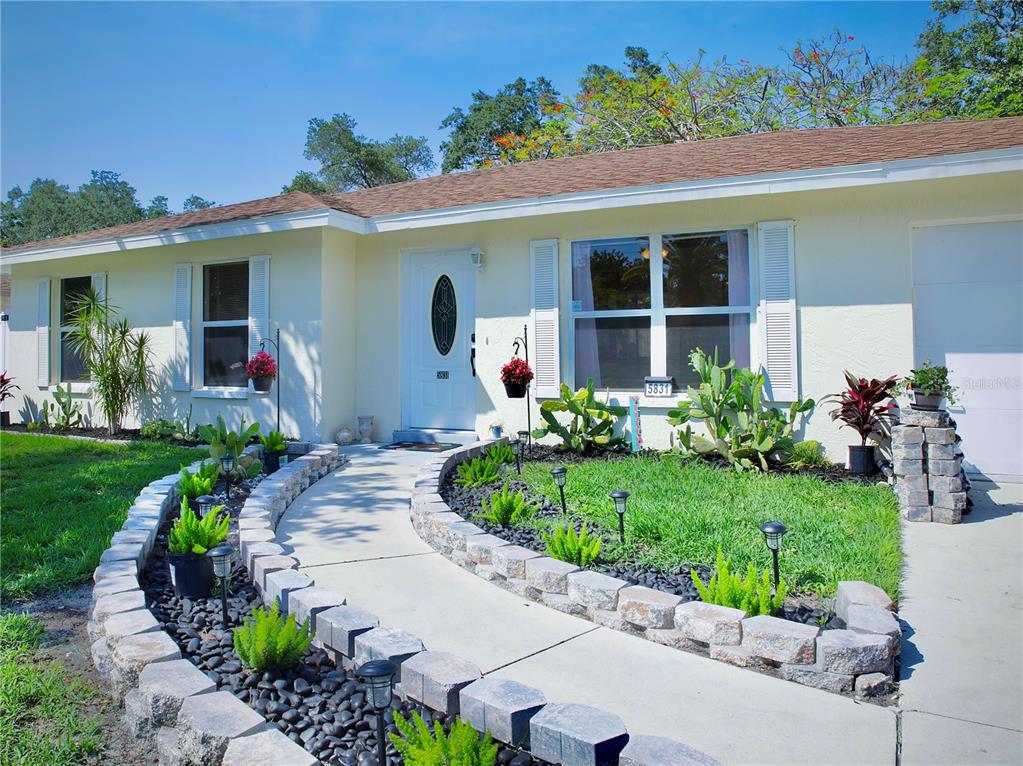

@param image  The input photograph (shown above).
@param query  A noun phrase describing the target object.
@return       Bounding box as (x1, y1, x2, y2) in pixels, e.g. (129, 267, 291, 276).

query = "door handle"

(470, 332, 476, 377)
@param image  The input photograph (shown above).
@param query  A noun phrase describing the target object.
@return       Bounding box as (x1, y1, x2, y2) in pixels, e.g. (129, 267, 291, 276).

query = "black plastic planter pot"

(0, 412, 9, 427)
(910, 389, 943, 411)
(849, 445, 877, 475)
(504, 382, 527, 399)
(168, 552, 214, 598)
(252, 376, 274, 393)
(263, 450, 285, 474)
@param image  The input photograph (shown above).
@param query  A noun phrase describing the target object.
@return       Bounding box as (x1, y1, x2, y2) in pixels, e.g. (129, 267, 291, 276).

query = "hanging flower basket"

(246, 351, 277, 393)
(501, 357, 533, 399)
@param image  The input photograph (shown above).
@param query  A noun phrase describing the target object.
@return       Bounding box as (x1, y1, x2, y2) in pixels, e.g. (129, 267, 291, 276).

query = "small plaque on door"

(436, 370, 449, 379)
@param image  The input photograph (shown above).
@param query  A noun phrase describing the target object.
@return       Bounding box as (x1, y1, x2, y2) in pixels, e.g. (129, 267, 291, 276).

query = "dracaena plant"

(532, 379, 628, 454)
(826, 371, 898, 446)
(0, 372, 19, 404)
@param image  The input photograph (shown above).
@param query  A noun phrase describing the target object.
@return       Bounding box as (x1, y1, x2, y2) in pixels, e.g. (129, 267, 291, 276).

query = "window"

(60, 276, 91, 382)
(202, 262, 249, 387)
(572, 230, 751, 390)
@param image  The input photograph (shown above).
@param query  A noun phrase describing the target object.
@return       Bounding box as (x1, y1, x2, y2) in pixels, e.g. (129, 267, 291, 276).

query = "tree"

(145, 196, 170, 219)
(281, 171, 330, 195)
(911, 0, 1022, 118)
(300, 113, 434, 191)
(183, 195, 215, 212)
(439, 77, 558, 172)
(69, 170, 145, 233)
(1, 179, 76, 247)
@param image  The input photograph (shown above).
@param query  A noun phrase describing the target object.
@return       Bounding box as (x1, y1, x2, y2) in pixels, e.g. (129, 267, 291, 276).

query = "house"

(2, 117, 1021, 481)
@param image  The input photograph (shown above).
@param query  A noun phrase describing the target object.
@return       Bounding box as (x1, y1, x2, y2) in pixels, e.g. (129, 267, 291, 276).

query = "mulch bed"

(2, 423, 202, 448)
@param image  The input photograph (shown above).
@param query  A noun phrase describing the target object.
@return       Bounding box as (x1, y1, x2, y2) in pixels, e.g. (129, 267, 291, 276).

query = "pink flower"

(245, 351, 277, 380)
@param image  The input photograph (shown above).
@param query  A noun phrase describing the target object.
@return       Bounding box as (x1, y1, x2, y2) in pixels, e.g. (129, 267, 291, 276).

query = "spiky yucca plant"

(234, 600, 312, 671)
(390, 711, 498, 766)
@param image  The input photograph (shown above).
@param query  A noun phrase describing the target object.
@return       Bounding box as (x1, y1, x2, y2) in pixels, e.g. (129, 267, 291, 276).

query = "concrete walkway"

(276, 445, 1023, 765)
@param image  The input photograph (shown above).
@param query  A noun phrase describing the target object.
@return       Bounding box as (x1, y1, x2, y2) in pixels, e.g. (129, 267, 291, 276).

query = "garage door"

(912, 219, 1023, 483)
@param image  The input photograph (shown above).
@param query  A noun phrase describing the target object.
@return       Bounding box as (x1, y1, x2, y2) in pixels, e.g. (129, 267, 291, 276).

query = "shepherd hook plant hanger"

(511, 323, 531, 453)
(259, 327, 282, 433)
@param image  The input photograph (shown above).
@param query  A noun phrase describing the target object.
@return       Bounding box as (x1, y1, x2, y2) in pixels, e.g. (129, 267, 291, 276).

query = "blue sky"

(1, 1, 935, 209)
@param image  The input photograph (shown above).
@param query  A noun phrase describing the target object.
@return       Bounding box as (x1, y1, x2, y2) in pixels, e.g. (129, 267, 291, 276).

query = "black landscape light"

(610, 489, 629, 544)
(206, 543, 234, 628)
(551, 466, 568, 514)
(357, 659, 397, 765)
(517, 429, 530, 457)
(219, 454, 236, 497)
(759, 520, 788, 590)
(516, 430, 529, 473)
(196, 495, 215, 517)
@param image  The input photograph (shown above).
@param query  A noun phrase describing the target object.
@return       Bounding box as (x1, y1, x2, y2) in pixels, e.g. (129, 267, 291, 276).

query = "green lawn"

(0, 432, 203, 601)
(0, 613, 106, 765)
(520, 453, 901, 599)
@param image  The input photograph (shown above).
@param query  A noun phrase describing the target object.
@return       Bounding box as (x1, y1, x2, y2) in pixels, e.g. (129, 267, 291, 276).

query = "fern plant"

(259, 430, 286, 453)
(177, 461, 219, 499)
(390, 712, 498, 766)
(168, 500, 229, 555)
(484, 442, 516, 465)
(477, 483, 535, 526)
(691, 550, 787, 616)
(454, 456, 501, 488)
(786, 440, 831, 470)
(234, 600, 312, 671)
(543, 522, 601, 567)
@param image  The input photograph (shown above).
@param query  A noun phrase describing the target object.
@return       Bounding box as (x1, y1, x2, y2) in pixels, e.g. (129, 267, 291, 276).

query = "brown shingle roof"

(4, 117, 1021, 254)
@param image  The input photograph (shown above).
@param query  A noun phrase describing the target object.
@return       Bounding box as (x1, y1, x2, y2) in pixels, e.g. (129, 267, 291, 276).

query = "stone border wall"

(411, 442, 903, 700)
(87, 442, 720, 766)
(892, 408, 969, 523)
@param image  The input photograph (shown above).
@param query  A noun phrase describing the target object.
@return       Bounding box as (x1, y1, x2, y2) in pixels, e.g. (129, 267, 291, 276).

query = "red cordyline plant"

(501, 357, 534, 385)
(826, 371, 899, 446)
(245, 351, 278, 380)
(0, 372, 19, 404)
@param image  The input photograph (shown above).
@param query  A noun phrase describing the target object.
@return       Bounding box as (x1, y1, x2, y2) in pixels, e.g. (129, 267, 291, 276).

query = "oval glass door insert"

(431, 275, 457, 356)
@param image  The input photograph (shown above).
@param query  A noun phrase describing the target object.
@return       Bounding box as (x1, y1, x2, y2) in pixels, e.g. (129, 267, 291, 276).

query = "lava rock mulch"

(142, 493, 548, 765)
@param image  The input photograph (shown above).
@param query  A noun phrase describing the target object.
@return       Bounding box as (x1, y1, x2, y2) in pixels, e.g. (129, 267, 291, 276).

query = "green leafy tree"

(69, 171, 145, 232)
(299, 112, 434, 191)
(281, 170, 331, 195)
(439, 77, 558, 172)
(1, 179, 77, 247)
(182, 195, 215, 212)
(144, 195, 171, 219)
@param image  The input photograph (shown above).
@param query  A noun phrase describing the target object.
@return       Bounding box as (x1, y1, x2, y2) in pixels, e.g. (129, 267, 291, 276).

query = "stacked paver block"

(892, 408, 969, 523)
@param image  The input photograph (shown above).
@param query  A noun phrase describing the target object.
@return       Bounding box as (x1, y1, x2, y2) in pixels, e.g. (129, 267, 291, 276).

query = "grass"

(520, 453, 901, 599)
(0, 432, 203, 601)
(0, 613, 105, 764)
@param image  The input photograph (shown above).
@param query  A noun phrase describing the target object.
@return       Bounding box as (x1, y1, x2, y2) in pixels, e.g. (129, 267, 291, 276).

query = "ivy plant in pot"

(259, 430, 287, 473)
(896, 360, 959, 411)
(826, 371, 898, 475)
(167, 499, 230, 598)
(246, 351, 277, 393)
(501, 356, 533, 398)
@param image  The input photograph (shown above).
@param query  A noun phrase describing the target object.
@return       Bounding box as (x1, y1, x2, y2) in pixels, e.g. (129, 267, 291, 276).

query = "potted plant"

(825, 371, 898, 475)
(167, 500, 229, 598)
(489, 421, 503, 440)
(896, 360, 959, 411)
(259, 430, 287, 473)
(501, 357, 533, 399)
(0, 372, 20, 428)
(177, 462, 218, 512)
(246, 351, 277, 393)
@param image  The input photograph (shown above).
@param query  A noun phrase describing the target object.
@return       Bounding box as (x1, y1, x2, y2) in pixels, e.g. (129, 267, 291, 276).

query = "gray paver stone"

(317, 605, 380, 657)
(897, 487, 930, 507)
(926, 442, 956, 459)
(177, 690, 267, 765)
(674, 601, 745, 645)
(459, 677, 546, 747)
(94, 559, 139, 582)
(741, 615, 819, 664)
(588, 608, 643, 635)
(619, 735, 723, 766)
(264, 570, 315, 611)
(157, 726, 183, 766)
(353, 627, 425, 679)
(238, 516, 273, 531)
(91, 636, 114, 681)
(618, 585, 683, 629)
(244, 542, 287, 573)
(529, 703, 629, 766)
(896, 473, 928, 491)
(902, 506, 932, 522)
(138, 658, 216, 727)
(567, 570, 628, 610)
(928, 474, 964, 493)
(446, 521, 485, 551)
(92, 589, 146, 621)
(465, 534, 510, 565)
(892, 444, 924, 460)
(104, 608, 160, 649)
(891, 425, 924, 444)
(401, 651, 482, 715)
(816, 629, 892, 674)
(92, 574, 140, 600)
(111, 631, 182, 694)
(222, 729, 318, 766)
(781, 663, 854, 693)
(855, 672, 893, 696)
(924, 427, 956, 444)
(928, 458, 961, 476)
(898, 409, 949, 427)
(646, 628, 702, 652)
(525, 557, 580, 594)
(505, 577, 541, 601)
(491, 545, 542, 579)
(932, 490, 967, 510)
(123, 687, 151, 737)
(100, 542, 145, 568)
(893, 459, 924, 476)
(252, 555, 298, 592)
(835, 581, 895, 622)
(541, 591, 587, 616)
(110, 529, 156, 554)
(844, 604, 902, 650)
(931, 505, 963, 524)
(288, 586, 345, 628)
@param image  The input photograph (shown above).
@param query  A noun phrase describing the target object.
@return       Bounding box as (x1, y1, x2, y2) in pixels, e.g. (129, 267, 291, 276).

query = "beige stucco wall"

(4, 229, 325, 438)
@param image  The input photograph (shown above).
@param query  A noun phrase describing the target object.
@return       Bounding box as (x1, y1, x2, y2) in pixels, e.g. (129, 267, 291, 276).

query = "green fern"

(543, 522, 601, 567)
(484, 442, 516, 466)
(477, 483, 535, 526)
(691, 549, 787, 616)
(234, 600, 312, 671)
(390, 711, 498, 766)
(167, 499, 229, 555)
(177, 461, 219, 499)
(454, 456, 501, 487)
(259, 430, 286, 453)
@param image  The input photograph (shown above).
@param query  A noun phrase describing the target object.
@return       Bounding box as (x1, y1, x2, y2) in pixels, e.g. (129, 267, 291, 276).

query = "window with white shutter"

(172, 263, 192, 391)
(756, 220, 799, 402)
(248, 254, 270, 361)
(36, 277, 51, 387)
(58, 276, 92, 382)
(530, 239, 561, 398)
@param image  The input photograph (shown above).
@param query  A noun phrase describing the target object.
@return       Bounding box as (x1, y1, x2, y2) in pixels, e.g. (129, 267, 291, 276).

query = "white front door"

(912, 219, 1023, 482)
(404, 249, 477, 430)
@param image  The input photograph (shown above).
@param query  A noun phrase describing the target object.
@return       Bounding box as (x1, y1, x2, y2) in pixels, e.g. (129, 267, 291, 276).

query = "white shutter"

(36, 277, 51, 387)
(248, 255, 270, 358)
(91, 272, 107, 303)
(530, 239, 561, 399)
(172, 263, 192, 391)
(757, 220, 799, 402)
